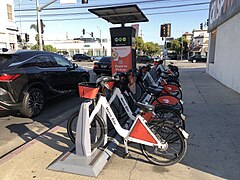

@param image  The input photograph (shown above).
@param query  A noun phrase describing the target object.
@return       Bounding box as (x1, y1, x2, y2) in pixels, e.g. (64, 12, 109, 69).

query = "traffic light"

(91, 32, 93, 37)
(207, 19, 209, 26)
(160, 24, 166, 37)
(36, 19, 44, 34)
(82, 0, 88, 4)
(17, 35, 22, 42)
(83, 29, 85, 35)
(166, 23, 171, 37)
(161, 24, 171, 37)
(25, 33, 29, 42)
(40, 19, 44, 34)
(200, 23, 203, 30)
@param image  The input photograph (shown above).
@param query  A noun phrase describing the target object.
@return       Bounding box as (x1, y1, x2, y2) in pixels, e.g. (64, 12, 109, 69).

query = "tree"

(170, 37, 190, 56)
(135, 37, 144, 53)
(30, 23, 45, 45)
(143, 42, 161, 56)
(31, 44, 57, 52)
(171, 39, 181, 54)
(30, 23, 57, 52)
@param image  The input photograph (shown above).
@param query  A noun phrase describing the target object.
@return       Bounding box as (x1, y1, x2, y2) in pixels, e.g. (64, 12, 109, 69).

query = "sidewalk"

(1, 67, 240, 180)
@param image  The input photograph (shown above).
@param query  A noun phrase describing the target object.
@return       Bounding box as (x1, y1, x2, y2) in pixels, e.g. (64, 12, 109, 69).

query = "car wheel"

(192, 60, 197, 63)
(20, 88, 45, 118)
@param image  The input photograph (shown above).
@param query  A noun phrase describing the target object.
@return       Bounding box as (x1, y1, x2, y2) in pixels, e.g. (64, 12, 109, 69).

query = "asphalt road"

(0, 60, 206, 158)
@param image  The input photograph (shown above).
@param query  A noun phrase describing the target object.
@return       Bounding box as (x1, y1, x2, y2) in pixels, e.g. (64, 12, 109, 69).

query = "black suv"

(188, 55, 207, 63)
(72, 54, 93, 62)
(0, 50, 90, 117)
(137, 55, 153, 63)
(93, 56, 112, 75)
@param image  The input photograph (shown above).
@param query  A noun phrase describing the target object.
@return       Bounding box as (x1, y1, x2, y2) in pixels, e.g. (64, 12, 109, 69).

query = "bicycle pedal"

(123, 153, 130, 158)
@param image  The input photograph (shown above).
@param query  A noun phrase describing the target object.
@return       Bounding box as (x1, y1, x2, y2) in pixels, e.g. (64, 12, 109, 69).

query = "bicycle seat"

(146, 85, 163, 96)
(135, 102, 155, 112)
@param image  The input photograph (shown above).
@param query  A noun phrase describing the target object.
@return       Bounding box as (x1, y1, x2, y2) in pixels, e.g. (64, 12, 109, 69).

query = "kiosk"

(48, 5, 148, 177)
(89, 5, 148, 74)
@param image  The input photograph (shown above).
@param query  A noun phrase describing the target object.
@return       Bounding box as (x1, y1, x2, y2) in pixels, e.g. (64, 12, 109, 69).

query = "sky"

(14, 0, 210, 45)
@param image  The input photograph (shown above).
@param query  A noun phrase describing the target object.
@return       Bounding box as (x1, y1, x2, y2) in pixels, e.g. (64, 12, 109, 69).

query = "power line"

(146, 8, 208, 15)
(15, 8, 208, 22)
(16, 12, 90, 18)
(15, 1, 209, 19)
(142, 2, 209, 10)
(15, 0, 208, 12)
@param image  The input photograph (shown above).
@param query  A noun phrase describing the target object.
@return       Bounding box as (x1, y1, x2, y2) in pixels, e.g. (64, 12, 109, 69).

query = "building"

(182, 32, 193, 42)
(44, 36, 111, 57)
(189, 29, 209, 57)
(207, 0, 240, 93)
(0, 0, 18, 51)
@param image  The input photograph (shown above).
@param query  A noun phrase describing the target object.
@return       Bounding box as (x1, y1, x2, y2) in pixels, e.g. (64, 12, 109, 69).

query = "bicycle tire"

(154, 95, 184, 115)
(140, 122, 187, 166)
(169, 88, 183, 100)
(67, 112, 105, 149)
(154, 107, 185, 130)
(163, 84, 183, 99)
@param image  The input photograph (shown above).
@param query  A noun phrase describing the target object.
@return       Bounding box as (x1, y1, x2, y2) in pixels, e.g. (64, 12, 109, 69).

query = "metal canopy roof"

(88, 5, 149, 26)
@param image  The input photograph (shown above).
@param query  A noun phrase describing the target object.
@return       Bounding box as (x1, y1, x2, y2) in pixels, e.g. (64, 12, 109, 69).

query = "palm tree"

(30, 22, 45, 44)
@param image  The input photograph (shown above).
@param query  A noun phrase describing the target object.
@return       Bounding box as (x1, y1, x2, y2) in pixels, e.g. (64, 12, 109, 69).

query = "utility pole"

(181, 32, 183, 60)
(97, 26, 102, 56)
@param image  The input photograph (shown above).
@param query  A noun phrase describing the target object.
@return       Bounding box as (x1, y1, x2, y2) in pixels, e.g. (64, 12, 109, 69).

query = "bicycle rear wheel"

(154, 108, 185, 129)
(140, 122, 187, 166)
(67, 112, 105, 149)
(169, 88, 183, 100)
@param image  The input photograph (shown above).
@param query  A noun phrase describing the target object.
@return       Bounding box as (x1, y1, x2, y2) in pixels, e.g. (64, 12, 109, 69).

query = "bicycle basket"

(78, 82, 99, 99)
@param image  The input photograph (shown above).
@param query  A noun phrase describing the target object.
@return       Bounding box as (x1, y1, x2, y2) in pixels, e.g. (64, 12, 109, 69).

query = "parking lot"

(1, 61, 240, 179)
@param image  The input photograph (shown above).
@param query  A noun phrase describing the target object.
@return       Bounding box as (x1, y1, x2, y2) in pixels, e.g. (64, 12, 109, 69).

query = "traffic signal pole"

(36, 0, 43, 51)
(35, 0, 82, 51)
(35, 0, 58, 51)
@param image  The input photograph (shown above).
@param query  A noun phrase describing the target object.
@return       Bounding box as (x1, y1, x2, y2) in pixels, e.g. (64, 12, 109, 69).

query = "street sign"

(60, 0, 77, 4)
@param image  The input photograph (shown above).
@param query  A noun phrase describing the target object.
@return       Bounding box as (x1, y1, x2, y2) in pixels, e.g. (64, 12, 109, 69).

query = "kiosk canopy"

(89, 5, 149, 25)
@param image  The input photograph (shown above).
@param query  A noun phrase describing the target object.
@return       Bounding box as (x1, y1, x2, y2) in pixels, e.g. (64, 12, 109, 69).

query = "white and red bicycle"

(67, 75, 188, 166)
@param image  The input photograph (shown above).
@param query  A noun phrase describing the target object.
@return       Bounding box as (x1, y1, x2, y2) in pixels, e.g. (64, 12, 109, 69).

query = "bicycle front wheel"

(67, 112, 105, 149)
(140, 122, 187, 166)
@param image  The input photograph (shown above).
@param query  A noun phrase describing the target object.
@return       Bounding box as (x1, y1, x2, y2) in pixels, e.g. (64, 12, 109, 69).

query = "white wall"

(0, 0, 17, 50)
(207, 12, 240, 93)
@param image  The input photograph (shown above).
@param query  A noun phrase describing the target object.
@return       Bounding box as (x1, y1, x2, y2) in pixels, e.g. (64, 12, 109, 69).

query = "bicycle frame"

(142, 67, 182, 93)
(89, 95, 167, 150)
(108, 87, 135, 120)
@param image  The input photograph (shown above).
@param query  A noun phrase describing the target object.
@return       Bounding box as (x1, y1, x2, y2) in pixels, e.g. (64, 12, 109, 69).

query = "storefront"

(207, 0, 240, 93)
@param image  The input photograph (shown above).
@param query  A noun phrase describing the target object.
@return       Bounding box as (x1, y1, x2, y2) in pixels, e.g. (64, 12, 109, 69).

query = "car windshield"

(100, 57, 111, 62)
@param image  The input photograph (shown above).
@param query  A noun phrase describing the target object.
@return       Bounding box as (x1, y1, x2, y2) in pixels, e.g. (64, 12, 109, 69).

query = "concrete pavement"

(1, 65, 240, 179)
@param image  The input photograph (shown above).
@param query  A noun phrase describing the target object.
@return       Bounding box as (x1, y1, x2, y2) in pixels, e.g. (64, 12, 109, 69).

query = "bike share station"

(48, 5, 148, 177)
